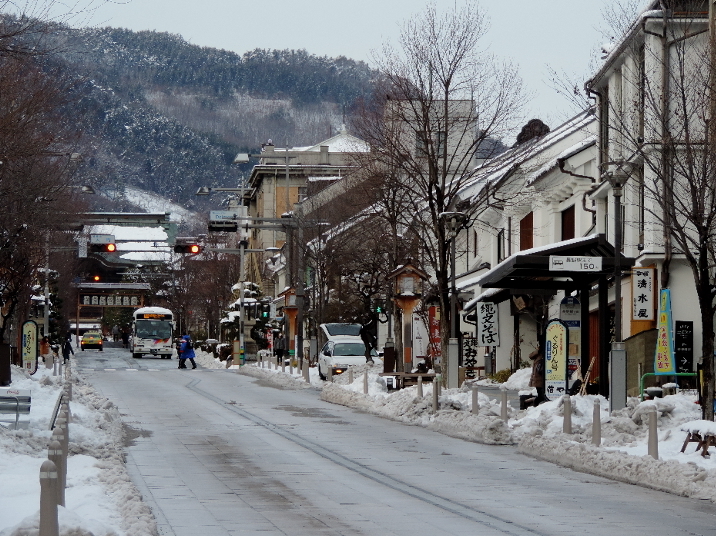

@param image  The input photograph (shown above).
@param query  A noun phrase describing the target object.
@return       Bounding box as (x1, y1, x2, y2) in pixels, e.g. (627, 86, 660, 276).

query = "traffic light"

(89, 243, 117, 253)
(174, 243, 202, 254)
(260, 303, 270, 319)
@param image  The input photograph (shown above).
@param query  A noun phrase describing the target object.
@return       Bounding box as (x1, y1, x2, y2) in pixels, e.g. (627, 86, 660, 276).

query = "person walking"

(112, 324, 120, 342)
(40, 336, 51, 368)
(61, 337, 74, 364)
(274, 332, 286, 365)
(179, 335, 197, 369)
(121, 329, 129, 349)
(528, 345, 546, 406)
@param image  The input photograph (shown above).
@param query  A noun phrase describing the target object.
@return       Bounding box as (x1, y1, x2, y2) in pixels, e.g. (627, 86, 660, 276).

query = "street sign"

(89, 234, 115, 244)
(549, 255, 602, 272)
(545, 319, 568, 400)
(209, 207, 247, 232)
(21, 321, 38, 375)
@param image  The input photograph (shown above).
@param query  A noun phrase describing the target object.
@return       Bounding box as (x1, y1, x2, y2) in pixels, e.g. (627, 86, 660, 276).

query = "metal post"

(611, 180, 627, 411)
(592, 399, 601, 446)
(500, 388, 508, 421)
(648, 406, 659, 459)
(472, 385, 479, 414)
(44, 235, 50, 338)
(47, 440, 65, 506)
(563, 395, 572, 434)
(239, 243, 246, 364)
(39, 460, 59, 536)
(363, 370, 368, 394)
(296, 209, 304, 370)
(417, 375, 423, 397)
(348, 367, 353, 384)
(432, 381, 439, 412)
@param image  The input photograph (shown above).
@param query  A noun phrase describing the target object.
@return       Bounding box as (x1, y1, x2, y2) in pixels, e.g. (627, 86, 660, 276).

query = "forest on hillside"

(25, 20, 377, 208)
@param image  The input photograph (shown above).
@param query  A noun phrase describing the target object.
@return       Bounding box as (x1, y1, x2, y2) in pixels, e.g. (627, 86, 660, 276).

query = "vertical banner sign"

(428, 306, 441, 365)
(477, 302, 500, 347)
(674, 320, 694, 373)
(462, 337, 478, 379)
(267, 329, 274, 351)
(632, 268, 655, 321)
(559, 297, 581, 390)
(21, 320, 39, 375)
(545, 320, 569, 400)
(654, 289, 676, 374)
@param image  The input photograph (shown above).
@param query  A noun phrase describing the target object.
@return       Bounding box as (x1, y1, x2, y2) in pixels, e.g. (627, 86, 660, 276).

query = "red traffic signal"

(174, 243, 202, 254)
(90, 243, 117, 253)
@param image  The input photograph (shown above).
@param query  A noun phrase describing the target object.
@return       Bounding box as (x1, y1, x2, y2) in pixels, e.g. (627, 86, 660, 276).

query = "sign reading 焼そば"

(476, 302, 499, 347)
(654, 289, 675, 374)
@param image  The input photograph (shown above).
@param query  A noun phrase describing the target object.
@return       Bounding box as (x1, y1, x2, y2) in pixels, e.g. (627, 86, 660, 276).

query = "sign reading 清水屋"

(545, 320, 568, 400)
(654, 289, 675, 374)
(632, 268, 655, 321)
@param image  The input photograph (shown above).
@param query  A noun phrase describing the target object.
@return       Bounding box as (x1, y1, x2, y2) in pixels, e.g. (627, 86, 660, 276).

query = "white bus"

(130, 307, 175, 359)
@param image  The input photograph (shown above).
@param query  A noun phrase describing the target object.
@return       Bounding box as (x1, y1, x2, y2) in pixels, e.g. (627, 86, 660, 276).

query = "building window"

(561, 205, 575, 241)
(497, 229, 505, 262)
(519, 212, 533, 250)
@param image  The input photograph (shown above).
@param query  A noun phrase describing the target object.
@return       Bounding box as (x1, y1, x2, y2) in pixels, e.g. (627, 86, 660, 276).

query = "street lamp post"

(440, 212, 468, 388)
(603, 166, 630, 411)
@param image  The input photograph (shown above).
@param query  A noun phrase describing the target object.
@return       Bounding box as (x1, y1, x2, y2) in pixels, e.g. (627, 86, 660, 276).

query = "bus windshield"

(135, 319, 172, 339)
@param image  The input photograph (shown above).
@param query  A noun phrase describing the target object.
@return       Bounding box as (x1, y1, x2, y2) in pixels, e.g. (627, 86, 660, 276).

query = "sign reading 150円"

(549, 256, 603, 272)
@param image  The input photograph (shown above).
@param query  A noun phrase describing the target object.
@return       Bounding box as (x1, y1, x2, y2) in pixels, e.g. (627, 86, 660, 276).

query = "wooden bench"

(680, 421, 716, 457)
(379, 372, 436, 390)
(0, 388, 31, 430)
(402, 373, 436, 388)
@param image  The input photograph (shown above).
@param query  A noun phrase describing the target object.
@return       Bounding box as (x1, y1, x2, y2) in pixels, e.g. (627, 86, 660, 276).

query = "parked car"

(317, 338, 377, 380)
(81, 331, 103, 351)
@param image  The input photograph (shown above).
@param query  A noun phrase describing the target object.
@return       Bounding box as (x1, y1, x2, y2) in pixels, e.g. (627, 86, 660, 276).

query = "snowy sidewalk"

(237, 358, 716, 504)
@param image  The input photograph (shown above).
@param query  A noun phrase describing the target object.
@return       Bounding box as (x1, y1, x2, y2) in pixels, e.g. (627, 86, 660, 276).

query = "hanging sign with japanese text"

(654, 289, 676, 374)
(545, 319, 569, 400)
(559, 297, 581, 390)
(21, 320, 38, 375)
(675, 320, 693, 373)
(632, 268, 655, 321)
(477, 302, 500, 347)
(428, 306, 441, 364)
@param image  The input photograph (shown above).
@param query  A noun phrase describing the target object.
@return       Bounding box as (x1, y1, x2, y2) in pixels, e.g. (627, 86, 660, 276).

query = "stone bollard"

(432, 381, 439, 412)
(348, 367, 353, 384)
(289, 361, 293, 375)
(61, 398, 71, 424)
(52, 357, 58, 376)
(592, 399, 601, 446)
(363, 370, 368, 394)
(45, 354, 52, 369)
(327, 366, 333, 382)
(303, 360, 309, 382)
(471, 385, 479, 415)
(417, 376, 423, 398)
(260, 354, 264, 368)
(39, 459, 60, 536)
(65, 380, 72, 401)
(500, 388, 508, 422)
(47, 440, 65, 506)
(563, 395, 572, 434)
(54, 415, 69, 467)
(281, 358, 285, 373)
(648, 406, 659, 459)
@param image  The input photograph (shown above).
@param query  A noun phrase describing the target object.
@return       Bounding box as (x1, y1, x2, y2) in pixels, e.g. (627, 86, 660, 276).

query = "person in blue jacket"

(179, 335, 197, 369)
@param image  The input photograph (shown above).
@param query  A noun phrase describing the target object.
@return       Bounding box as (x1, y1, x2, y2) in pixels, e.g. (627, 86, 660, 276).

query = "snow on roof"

(459, 111, 596, 202)
(472, 233, 601, 287)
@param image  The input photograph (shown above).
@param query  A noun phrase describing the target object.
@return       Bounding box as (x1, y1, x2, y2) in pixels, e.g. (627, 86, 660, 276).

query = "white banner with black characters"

(476, 302, 499, 347)
(632, 268, 655, 321)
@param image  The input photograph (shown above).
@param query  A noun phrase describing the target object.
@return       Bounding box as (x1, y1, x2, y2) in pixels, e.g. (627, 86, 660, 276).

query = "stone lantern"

(388, 261, 429, 372)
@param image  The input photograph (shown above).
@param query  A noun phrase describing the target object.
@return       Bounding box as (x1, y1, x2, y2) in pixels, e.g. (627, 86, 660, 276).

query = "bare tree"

(586, 2, 716, 417)
(351, 1, 526, 382)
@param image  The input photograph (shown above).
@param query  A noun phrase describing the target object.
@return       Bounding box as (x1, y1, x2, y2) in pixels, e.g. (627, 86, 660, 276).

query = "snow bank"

(0, 365, 157, 536)
(242, 362, 716, 504)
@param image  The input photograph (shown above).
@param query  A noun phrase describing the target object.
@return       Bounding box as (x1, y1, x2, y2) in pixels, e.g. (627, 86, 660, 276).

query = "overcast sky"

(61, 0, 627, 128)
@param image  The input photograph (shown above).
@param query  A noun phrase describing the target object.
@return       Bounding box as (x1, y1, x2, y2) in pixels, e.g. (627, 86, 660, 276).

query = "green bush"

(490, 368, 513, 384)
